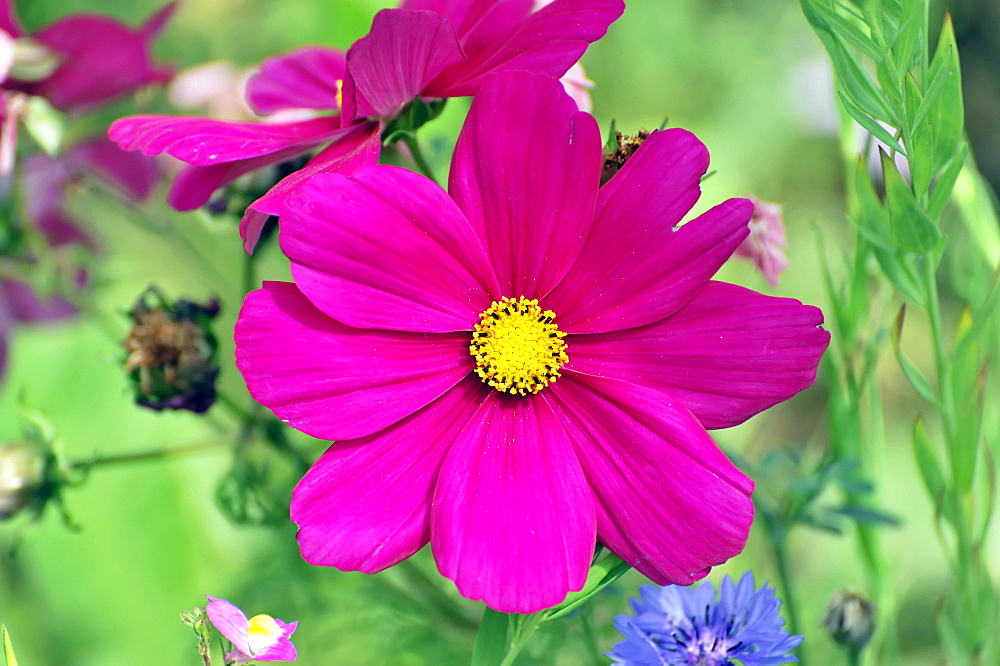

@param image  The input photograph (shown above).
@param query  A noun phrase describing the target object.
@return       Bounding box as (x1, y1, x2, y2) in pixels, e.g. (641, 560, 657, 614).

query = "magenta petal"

(281, 167, 498, 332)
(67, 136, 157, 202)
(0, 1, 23, 38)
(293, 377, 486, 573)
(342, 9, 466, 123)
(550, 196, 753, 334)
(205, 597, 251, 655)
(547, 373, 754, 585)
(425, 0, 624, 98)
(568, 281, 830, 429)
(165, 146, 308, 210)
(108, 114, 342, 166)
(432, 391, 595, 613)
(253, 627, 297, 662)
(241, 121, 380, 253)
(449, 71, 600, 298)
(401, 0, 534, 55)
(247, 46, 346, 115)
(236, 281, 473, 441)
(33, 9, 172, 111)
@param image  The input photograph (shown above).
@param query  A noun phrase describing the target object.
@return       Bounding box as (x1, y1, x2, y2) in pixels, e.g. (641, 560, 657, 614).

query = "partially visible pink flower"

(234, 72, 830, 613)
(168, 61, 256, 121)
(0, 1, 175, 112)
(109, 46, 379, 253)
(733, 195, 789, 287)
(205, 596, 297, 664)
(559, 62, 595, 113)
(341, 0, 622, 124)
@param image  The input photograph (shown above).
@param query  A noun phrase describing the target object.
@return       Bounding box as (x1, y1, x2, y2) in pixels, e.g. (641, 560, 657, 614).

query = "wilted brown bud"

(822, 590, 875, 651)
(122, 289, 220, 413)
(601, 129, 651, 185)
(0, 442, 49, 519)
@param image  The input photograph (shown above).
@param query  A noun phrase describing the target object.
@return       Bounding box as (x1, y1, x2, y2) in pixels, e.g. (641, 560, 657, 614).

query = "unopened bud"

(10, 38, 62, 82)
(601, 129, 650, 185)
(0, 442, 49, 519)
(822, 590, 875, 651)
(122, 289, 220, 413)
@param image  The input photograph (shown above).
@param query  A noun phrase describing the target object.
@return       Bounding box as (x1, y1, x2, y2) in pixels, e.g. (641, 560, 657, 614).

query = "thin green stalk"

(402, 134, 438, 183)
(770, 530, 801, 640)
(499, 613, 547, 666)
(70, 439, 228, 470)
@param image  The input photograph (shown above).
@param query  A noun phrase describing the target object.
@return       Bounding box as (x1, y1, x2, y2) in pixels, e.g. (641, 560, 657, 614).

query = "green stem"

(771, 530, 801, 639)
(215, 390, 256, 424)
(402, 134, 438, 183)
(71, 439, 228, 470)
(499, 613, 546, 666)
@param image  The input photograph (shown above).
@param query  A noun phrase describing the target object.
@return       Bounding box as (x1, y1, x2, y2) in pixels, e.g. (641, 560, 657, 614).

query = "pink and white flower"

(205, 596, 297, 664)
(234, 73, 830, 613)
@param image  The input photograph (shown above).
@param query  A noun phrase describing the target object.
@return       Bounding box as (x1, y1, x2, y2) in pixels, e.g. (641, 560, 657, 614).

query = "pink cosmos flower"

(733, 195, 789, 287)
(109, 46, 381, 253)
(205, 596, 297, 664)
(0, 0, 175, 112)
(341, 0, 623, 124)
(234, 72, 830, 613)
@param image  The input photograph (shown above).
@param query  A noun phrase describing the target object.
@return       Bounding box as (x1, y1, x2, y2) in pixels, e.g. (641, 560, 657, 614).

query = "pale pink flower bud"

(734, 195, 789, 287)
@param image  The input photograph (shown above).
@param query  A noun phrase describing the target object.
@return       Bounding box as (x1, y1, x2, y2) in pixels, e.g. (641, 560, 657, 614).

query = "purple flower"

(1, 0, 175, 112)
(733, 195, 789, 287)
(609, 572, 803, 666)
(205, 596, 297, 664)
(233, 72, 829, 613)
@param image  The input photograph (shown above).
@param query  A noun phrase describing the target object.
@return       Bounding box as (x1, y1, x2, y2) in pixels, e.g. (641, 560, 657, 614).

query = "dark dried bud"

(601, 129, 651, 185)
(822, 590, 875, 651)
(122, 289, 220, 413)
(0, 442, 49, 519)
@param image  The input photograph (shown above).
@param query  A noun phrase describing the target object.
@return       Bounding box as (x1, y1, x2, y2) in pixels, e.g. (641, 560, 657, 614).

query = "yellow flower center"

(470, 296, 568, 396)
(335, 79, 344, 109)
(246, 614, 283, 656)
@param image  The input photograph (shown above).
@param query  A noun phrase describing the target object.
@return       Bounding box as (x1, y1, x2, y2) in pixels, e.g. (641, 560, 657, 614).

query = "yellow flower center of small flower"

(470, 296, 568, 396)
(246, 614, 283, 656)
(335, 79, 344, 109)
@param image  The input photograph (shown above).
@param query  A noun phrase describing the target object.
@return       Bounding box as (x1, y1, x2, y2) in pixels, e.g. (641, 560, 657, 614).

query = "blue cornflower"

(608, 571, 803, 665)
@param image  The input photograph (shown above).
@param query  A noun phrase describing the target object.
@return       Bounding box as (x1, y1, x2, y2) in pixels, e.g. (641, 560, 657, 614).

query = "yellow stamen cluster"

(470, 296, 568, 396)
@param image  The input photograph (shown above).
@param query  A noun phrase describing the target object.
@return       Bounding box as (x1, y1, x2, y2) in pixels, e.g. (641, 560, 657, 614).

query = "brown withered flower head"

(601, 128, 651, 185)
(122, 288, 220, 413)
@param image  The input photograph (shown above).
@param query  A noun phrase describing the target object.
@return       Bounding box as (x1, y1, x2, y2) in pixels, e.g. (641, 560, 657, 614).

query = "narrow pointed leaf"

(881, 150, 940, 252)
(839, 92, 905, 155)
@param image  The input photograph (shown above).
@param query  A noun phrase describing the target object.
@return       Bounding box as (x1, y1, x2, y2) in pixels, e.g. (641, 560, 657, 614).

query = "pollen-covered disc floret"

(470, 296, 568, 396)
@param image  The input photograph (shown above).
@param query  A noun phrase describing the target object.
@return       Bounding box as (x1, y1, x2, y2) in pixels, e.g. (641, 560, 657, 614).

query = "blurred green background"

(1, 0, 997, 664)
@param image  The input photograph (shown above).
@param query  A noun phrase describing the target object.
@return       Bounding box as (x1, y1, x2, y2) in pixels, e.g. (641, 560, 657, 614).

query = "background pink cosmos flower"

(108, 46, 380, 253)
(234, 72, 831, 613)
(733, 194, 789, 287)
(205, 596, 297, 664)
(340, 0, 623, 124)
(0, 0, 175, 112)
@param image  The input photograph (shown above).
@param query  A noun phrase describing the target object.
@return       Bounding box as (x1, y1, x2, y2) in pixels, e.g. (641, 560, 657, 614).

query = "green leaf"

(927, 14, 964, 173)
(927, 143, 969, 219)
(950, 364, 985, 493)
(881, 150, 940, 252)
(806, 0, 882, 60)
(839, 92, 905, 155)
(936, 605, 973, 666)
(913, 418, 946, 504)
(2, 625, 17, 666)
(830, 38, 897, 123)
(471, 607, 511, 666)
(545, 553, 632, 621)
(888, 0, 923, 80)
(831, 504, 901, 526)
(890, 305, 939, 405)
(903, 74, 933, 195)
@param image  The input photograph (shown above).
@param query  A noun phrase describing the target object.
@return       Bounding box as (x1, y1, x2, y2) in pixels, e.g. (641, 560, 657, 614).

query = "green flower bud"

(0, 442, 48, 520)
